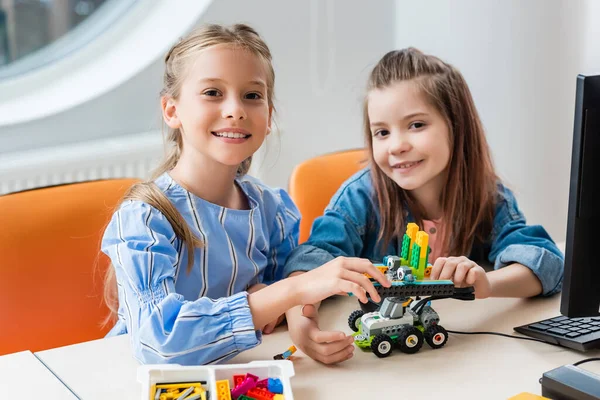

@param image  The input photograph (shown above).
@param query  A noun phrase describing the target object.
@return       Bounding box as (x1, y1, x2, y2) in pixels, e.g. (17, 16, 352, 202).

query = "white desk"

(0, 350, 77, 399)
(35, 294, 600, 399)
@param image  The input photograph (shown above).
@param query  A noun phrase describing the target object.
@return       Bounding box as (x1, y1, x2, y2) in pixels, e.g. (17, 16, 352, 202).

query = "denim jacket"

(282, 168, 564, 296)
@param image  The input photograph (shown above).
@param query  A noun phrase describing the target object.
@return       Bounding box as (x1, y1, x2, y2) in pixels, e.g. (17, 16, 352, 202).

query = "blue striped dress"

(101, 172, 300, 365)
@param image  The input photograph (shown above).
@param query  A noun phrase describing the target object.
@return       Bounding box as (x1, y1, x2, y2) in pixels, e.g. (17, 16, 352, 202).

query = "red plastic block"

(256, 379, 269, 388)
(233, 375, 245, 388)
(247, 387, 275, 400)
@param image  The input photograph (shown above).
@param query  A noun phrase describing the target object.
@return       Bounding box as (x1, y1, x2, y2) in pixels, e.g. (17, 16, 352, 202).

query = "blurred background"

(0, 0, 599, 243)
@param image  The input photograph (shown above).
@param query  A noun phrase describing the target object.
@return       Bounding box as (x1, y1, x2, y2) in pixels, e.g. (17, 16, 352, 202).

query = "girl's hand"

(286, 304, 355, 364)
(293, 257, 391, 306)
(430, 256, 492, 299)
(247, 283, 285, 333)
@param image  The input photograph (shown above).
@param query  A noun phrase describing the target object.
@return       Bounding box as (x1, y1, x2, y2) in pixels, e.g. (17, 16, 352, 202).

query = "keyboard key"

(589, 326, 600, 332)
(529, 323, 551, 331)
(566, 332, 582, 338)
(547, 328, 570, 336)
(580, 324, 593, 329)
(550, 316, 568, 322)
(578, 329, 591, 335)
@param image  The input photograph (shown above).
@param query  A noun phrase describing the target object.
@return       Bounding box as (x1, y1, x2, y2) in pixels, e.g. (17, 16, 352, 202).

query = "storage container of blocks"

(138, 360, 295, 400)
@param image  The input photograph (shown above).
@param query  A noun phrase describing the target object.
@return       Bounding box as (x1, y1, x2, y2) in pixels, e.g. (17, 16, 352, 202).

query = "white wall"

(0, 0, 395, 183)
(583, 0, 600, 74)
(395, 0, 599, 241)
(2, 0, 599, 242)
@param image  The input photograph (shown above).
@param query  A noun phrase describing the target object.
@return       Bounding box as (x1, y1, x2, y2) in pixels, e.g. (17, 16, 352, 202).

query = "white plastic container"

(138, 360, 295, 400)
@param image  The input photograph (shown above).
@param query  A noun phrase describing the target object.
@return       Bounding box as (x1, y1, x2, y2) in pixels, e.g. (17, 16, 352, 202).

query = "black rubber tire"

(425, 324, 449, 349)
(348, 310, 365, 332)
(397, 326, 424, 354)
(371, 334, 394, 358)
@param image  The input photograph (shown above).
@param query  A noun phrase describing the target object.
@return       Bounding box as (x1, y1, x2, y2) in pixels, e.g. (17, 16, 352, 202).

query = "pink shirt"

(422, 219, 444, 263)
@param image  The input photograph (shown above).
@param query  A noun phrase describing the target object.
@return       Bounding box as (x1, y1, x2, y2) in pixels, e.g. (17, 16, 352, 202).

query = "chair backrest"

(0, 178, 139, 355)
(289, 149, 367, 243)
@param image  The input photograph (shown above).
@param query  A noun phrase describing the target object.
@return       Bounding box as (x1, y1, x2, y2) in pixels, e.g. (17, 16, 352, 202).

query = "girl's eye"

(373, 129, 390, 137)
(202, 89, 221, 97)
(245, 92, 263, 100)
(409, 122, 426, 130)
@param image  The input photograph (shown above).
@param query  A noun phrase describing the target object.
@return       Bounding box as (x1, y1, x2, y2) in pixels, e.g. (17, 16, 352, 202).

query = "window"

(0, 0, 135, 79)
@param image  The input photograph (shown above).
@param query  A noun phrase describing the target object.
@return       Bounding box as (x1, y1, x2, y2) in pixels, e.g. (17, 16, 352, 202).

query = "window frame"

(0, 0, 213, 127)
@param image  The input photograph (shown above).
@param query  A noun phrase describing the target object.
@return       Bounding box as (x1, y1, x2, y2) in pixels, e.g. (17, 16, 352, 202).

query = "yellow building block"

(215, 380, 232, 400)
(406, 222, 418, 242)
(415, 231, 429, 258)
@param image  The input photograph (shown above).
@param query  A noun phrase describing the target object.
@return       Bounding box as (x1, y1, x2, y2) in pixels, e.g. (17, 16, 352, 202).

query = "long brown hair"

(102, 24, 276, 324)
(364, 48, 498, 256)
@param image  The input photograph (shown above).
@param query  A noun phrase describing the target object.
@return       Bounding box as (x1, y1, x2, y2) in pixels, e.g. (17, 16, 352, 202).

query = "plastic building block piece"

(405, 222, 418, 260)
(373, 280, 456, 298)
(267, 378, 283, 394)
(365, 264, 388, 278)
(152, 382, 208, 400)
(273, 395, 285, 400)
(400, 232, 411, 260)
(409, 242, 421, 270)
(184, 393, 207, 400)
(415, 231, 429, 258)
(256, 379, 269, 388)
(215, 380, 232, 400)
(233, 374, 246, 388)
(156, 382, 207, 389)
(245, 373, 259, 382)
(230, 375, 258, 398)
(237, 396, 254, 400)
(273, 345, 296, 360)
(176, 386, 195, 400)
(247, 387, 276, 400)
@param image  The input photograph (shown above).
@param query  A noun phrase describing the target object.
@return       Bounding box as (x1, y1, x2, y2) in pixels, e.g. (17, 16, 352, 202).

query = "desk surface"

(35, 293, 600, 399)
(0, 350, 77, 398)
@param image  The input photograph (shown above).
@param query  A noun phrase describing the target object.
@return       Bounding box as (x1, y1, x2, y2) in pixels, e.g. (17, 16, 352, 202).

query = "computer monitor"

(561, 74, 600, 318)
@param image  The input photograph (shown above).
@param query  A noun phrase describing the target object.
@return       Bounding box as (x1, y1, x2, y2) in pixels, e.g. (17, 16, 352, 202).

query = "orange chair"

(289, 149, 367, 244)
(0, 178, 139, 355)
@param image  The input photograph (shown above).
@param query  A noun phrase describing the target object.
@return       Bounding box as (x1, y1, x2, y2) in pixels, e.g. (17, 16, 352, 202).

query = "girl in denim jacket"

(282, 48, 564, 365)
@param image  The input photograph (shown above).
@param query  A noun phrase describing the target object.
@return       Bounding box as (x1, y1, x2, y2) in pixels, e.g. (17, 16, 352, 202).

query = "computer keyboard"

(514, 316, 600, 351)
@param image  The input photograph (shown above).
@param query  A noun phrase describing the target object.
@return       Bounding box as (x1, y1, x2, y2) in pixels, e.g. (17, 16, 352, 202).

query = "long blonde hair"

(103, 24, 276, 323)
(364, 48, 498, 256)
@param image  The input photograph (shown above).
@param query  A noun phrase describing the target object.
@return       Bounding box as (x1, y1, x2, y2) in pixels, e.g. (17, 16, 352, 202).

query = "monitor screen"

(561, 74, 600, 317)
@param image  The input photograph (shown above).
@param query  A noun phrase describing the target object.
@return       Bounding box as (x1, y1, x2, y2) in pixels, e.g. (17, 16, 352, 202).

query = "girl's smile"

(391, 159, 424, 174)
(212, 127, 252, 143)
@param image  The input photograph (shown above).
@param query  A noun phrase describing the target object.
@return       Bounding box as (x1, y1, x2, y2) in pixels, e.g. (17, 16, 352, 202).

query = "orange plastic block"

(365, 265, 388, 278)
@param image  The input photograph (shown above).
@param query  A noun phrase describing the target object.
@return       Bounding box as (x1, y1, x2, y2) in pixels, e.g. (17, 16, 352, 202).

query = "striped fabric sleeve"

(263, 189, 301, 284)
(101, 201, 260, 365)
